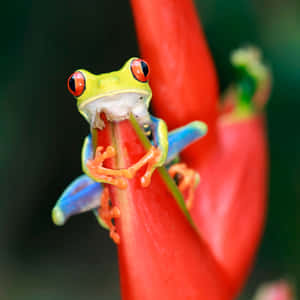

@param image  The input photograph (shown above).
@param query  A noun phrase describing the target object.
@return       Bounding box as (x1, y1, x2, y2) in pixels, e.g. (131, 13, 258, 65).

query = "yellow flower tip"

(231, 46, 269, 82)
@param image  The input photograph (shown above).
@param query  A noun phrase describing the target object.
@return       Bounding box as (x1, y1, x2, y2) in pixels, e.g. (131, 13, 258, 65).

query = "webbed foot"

(127, 146, 162, 187)
(86, 146, 129, 189)
(168, 163, 200, 210)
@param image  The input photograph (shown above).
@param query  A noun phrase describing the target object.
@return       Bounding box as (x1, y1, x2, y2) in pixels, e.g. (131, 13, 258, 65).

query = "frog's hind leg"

(52, 174, 103, 226)
(93, 186, 121, 244)
(168, 163, 200, 210)
(166, 121, 206, 209)
(53, 175, 121, 243)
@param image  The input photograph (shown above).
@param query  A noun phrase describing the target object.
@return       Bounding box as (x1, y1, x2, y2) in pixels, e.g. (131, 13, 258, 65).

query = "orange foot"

(87, 145, 161, 189)
(168, 163, 200, 210)
(86, 146, 129, 189)
(127, 146, 161, 187)
(99, 186, 121, 244)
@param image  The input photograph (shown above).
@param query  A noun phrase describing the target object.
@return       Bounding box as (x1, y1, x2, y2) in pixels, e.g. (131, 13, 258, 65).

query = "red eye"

(67, 71, 86, 97)
(130, 58, 150, 82)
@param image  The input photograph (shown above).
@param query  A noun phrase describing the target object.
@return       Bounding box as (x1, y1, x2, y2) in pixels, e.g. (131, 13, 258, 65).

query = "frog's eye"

(67, 71, 86, 97)
(130, 58, 150, 82)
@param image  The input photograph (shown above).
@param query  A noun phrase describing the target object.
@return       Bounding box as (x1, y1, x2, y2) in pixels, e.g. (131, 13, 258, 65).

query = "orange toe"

(87, 145, 161, 189)
(99, 186, 121, 244)
(128, 146, 162, 187)
(168, 163, 199, 210)
(87, 146, 130, 189)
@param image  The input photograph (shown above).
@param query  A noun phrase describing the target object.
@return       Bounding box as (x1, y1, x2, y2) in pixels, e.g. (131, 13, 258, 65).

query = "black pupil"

(141, 61, 149, 77)
(69, 76, 76, 92)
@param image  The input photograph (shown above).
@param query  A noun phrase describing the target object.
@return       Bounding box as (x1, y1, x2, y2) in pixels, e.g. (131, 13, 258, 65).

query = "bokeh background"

(1, 0, 299, 299)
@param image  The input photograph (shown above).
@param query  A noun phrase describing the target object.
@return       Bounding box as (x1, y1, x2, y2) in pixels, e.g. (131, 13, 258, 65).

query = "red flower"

(129, 0, 270, 296)
(95, 0, 270, 299)
(97, 120, 233, 299)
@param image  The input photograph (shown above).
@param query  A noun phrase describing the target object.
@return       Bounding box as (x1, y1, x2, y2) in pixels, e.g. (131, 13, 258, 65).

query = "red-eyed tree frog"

(52, 58, 207, 243)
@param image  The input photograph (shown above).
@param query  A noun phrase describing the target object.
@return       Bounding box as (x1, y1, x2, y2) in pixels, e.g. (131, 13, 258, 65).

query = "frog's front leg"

(86, 118, 167, 188)
(126, 115, 169, 186)
(165, 121, 207, 209)
(81, 135, 128, 189)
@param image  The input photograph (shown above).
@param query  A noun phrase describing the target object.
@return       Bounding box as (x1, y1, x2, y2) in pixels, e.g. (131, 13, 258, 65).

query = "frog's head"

(67, 58, 152, 129)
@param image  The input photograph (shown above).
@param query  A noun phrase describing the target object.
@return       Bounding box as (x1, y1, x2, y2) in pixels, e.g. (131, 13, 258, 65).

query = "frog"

(52, 58, 207, 243)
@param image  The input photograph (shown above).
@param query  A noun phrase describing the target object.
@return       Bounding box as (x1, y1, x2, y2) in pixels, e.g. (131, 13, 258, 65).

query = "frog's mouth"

(79, 92, 150, 130)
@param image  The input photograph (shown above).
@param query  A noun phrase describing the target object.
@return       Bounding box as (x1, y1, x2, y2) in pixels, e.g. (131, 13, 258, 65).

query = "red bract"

(190, 116, 267, 290)
(129, 0, 269, 298)
(79, 0, 271, 299)
(130, 0, 219, 156)
(97, 120, 233, 300)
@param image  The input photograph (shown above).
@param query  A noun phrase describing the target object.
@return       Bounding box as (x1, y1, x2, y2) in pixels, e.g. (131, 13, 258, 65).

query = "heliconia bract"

(100, 0, 271, 299)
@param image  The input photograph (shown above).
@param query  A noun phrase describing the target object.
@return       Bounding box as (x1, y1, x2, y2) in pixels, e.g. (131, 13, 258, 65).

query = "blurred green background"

(0, 0, 299, 299)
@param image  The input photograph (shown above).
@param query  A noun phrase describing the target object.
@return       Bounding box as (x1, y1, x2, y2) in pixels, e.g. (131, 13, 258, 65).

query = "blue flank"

(52, 174, 103, 225)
